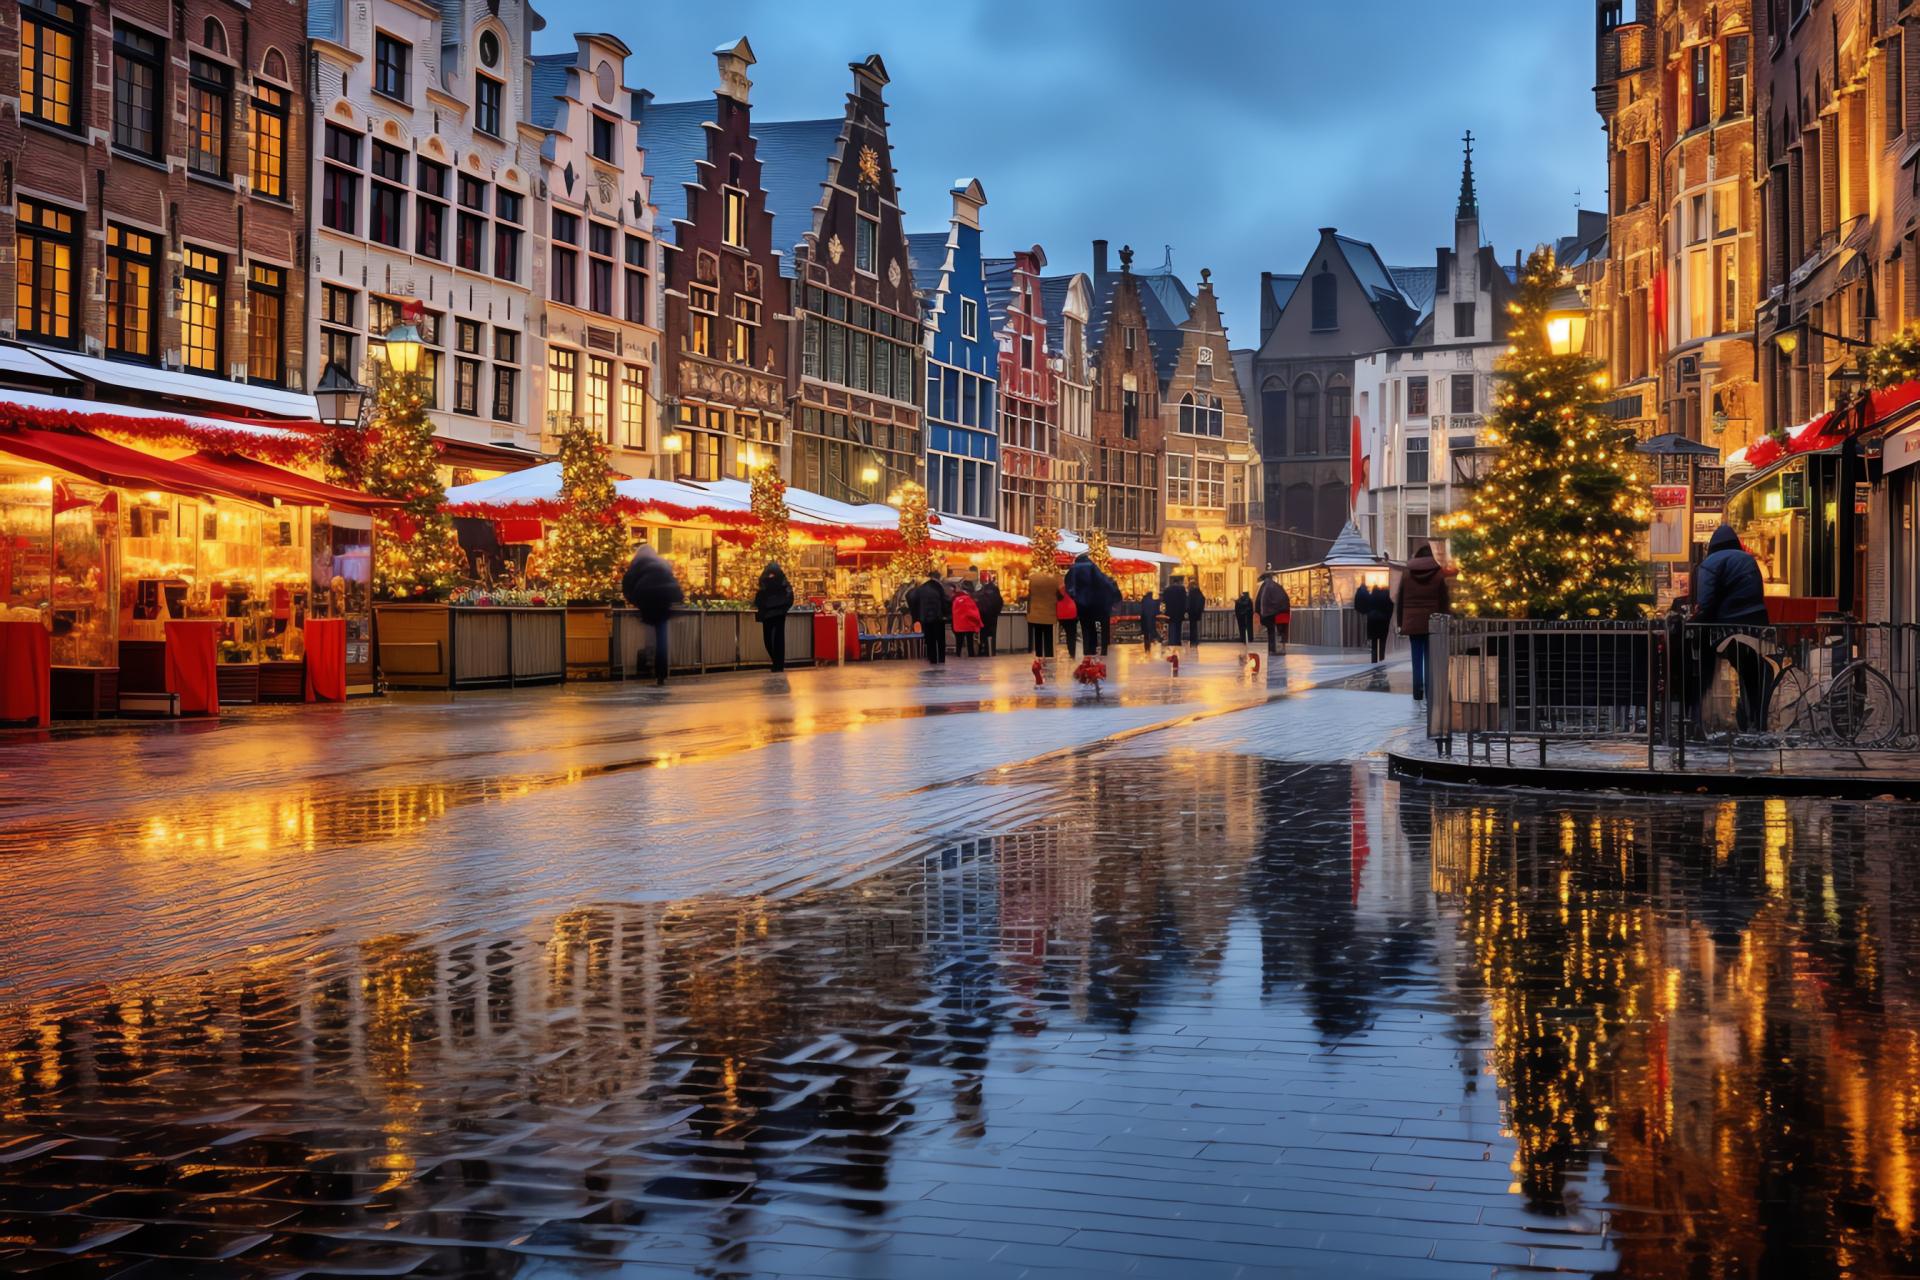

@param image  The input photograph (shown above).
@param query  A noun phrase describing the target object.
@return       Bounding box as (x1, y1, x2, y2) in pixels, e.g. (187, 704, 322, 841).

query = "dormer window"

(591, 115, 616, 162)
(475, 75, 502, 137)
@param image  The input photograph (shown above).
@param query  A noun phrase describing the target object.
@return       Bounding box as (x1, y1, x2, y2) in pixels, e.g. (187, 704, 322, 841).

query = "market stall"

(0, 399, 393, 717)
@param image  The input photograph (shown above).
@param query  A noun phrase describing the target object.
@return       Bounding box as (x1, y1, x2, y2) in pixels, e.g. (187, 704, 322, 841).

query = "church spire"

(1457, 130, 1479, 221)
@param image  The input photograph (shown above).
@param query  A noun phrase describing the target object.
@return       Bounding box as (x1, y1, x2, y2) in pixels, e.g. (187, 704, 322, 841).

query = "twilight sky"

(530, 0, 1606, 347)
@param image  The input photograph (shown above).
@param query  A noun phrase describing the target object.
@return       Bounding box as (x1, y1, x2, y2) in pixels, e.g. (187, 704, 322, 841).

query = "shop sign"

(1886, 424, 1920, 473)
(1692, 512, 1722, 543)
(1651, 484, 1691, 561)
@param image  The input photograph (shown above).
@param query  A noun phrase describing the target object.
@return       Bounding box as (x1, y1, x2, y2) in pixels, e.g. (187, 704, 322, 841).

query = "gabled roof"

(1039, 274, 1076, 357)
(906, 231, 951, 287)
(1260, 273, 1300, 347)
(1334, 234, 1423, 346)
(529, 53, 572, 132)
(753, 117, 845, 278)
(1388, 266, 1436, 319)
(1133, 265, 1193, 392)
(983, 256, 1016, 338)
(631, 98, 716, 229)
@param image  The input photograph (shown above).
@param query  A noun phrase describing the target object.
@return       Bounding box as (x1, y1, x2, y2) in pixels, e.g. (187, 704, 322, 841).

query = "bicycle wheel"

(1822, 663, 1905, 748)
(1764, 665, 1815, 740)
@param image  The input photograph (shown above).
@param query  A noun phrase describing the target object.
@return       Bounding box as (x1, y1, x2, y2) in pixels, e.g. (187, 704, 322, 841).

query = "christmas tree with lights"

(888, 480, 939, 582)
(1441, 249, 1650, 618)
(364, 358, 467, 599)
(545, 419, 629, 601)
(746, 464, 794, 573)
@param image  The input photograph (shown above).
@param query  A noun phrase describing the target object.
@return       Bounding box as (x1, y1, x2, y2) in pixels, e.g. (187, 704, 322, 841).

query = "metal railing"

(1428, 614, 1920, 769)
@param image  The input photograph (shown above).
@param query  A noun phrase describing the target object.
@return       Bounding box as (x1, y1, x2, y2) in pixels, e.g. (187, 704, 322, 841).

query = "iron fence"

(1428, 614, 1920, 769)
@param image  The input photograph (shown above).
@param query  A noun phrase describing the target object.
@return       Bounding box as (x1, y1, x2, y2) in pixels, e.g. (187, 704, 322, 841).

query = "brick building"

(982, 244, 1057, 535)
(633, 39, 790, 486)
(1039, 267, 1096, 536)
(1158, 269, 1259, 596)
(3, 0, 310, 408)
(1086, 241, 1162, 554)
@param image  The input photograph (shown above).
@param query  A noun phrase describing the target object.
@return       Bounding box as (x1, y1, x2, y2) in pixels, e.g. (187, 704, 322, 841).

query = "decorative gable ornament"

(828, 234, 844, 265)
(887, 259, 902, 289)
(563, 162, 577, 195)
(857, 145, 882, 191)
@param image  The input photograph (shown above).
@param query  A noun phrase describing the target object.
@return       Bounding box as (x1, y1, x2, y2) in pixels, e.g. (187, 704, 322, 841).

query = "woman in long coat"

(1027, 564, 1064, 657)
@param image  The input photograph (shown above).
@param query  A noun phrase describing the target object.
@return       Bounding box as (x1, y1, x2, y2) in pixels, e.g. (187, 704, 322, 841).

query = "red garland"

(443, 496, 1000, 554)
(0, 400, 328, 467)
(1746, 437, 1784, 470)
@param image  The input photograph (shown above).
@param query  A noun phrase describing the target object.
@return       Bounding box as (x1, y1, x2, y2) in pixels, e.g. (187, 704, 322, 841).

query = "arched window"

(1326, 382, 1350, 455)
(1179, 391, 1195, 435)
(203, 16, 227, 53)
(1261, 376, 1287, 457)
(1311, 272, 1337, 330)
(262, 47, 288, 81)
(1207, 395, 1224, 437)
(1293, 377, 1320, 456)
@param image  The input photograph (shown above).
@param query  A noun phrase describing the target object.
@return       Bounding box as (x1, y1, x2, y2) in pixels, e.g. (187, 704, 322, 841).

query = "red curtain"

(304, 618, 347, 702)
(164, 620, 221, 715)
(0, 621, 51, 727)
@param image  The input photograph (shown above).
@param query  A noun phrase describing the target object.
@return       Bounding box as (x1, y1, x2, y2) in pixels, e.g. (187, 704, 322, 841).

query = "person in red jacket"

(951, 589, 983, 657)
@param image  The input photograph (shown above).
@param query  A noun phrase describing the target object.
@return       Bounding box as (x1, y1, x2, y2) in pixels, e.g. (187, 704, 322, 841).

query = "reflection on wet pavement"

(7, 722, 1919, 1275)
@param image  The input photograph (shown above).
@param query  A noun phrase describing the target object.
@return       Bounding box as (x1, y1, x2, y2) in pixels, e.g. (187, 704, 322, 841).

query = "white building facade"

(306, 0, 548, 466)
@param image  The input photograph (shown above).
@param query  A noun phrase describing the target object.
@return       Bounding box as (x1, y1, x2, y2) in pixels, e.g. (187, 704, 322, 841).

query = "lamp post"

(382, 316, 423, 376)
(314, 361, 368, 427)
(1545, 307, 1589, 357)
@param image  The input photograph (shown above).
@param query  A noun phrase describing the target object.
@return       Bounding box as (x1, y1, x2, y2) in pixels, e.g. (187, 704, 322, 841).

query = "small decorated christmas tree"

(545, 419, 630, 602)
(362, 341, 467, 599)
(1441, 249, 1651, 619)
(888, 480, 940, 582)
(747, 464, 794, 573)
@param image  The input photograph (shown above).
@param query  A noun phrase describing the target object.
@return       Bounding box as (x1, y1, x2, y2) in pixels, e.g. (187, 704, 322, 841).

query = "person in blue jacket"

(1065, 553, 1119, 656)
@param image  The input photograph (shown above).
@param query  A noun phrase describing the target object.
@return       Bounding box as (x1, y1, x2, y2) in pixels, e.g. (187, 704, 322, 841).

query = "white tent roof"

(30, 347, 321, 420)
(446, 462, 563, 505)
(0, 386, 306, 443)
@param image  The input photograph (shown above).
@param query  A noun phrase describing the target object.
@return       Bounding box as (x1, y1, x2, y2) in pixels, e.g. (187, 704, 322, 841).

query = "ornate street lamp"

(1545, 308, 1589, 357)
(314, 361, 367, 426)
(382, 313, 424, 375)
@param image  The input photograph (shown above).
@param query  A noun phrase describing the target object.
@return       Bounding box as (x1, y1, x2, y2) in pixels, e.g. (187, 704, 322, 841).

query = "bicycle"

(1713, 624, 1907, 749)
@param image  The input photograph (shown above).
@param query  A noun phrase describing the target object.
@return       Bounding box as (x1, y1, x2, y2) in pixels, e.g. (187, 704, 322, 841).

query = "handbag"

(1056, 593, 1078, 621)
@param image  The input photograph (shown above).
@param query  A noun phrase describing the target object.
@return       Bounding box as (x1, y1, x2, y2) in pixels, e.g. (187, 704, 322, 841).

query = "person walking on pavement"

(1027, 561, 1064, 658)
(622, 544, 684, 686)
(951, 587, 983, 657)
(977, 573, 1004, 657)
(1255, 572, 1291, 656)
(1066, 552, 1117, 656)
(1186, 581, 1206, 648)
(1693, 523, 1773, 730)
(1162, 577, 1188, 649)
(753, 560, 794, 674)
(1233, 590, 1255, 645)
(1355, 582, 1393, 663)
(1393, 544, 1451, 701)
(907, 570, 949, 665)
(1137, 588, 1160, 653)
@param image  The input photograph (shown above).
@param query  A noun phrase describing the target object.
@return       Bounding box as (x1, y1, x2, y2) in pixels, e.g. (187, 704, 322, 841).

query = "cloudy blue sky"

(531, 0, 1606, 345)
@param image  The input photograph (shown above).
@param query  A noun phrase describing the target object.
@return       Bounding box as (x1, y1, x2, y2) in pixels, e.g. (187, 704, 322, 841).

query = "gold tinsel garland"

(1028, 522, 1059, 578)
(888, 480, 940, 582)
(1084, 527, 1113, 578)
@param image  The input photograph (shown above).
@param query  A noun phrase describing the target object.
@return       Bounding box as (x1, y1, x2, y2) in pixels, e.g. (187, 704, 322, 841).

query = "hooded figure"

(976, 576, 1005, 655)
(1694, 524, 1770, 625)
(753, 561, 795, 674)
(906, 570, 950, 664)
(1186, 581, 1206, 647)
(1065, 553, 1118, 654)
(1393, 545, 1451, 700)
(1693, 523, 1771, 731)
(1354, 583, 1394, 662)
(1255, 573, 1292, 655)
(1162, 579, 1189, 648)
(622, 545, 685, 685)
(1233, 590, 1255, 644)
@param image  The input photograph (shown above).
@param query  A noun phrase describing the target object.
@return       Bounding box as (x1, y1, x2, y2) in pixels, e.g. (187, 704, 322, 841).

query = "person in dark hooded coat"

(1137, 588, 1160, 652)
(1186, 582, 1206, 647)
(1354, 583, 1394, 662)
(1693, 523, 1772, 730)
(1392, 545, 1450, 701)
(753, 561, 795, 673)
(1162, 578, 1189, 648)
(622, 544, 685, 685)
(1233, 590, 1255, 645)
(976, 574, 1005, 656)
(905, 570, 949, 665)
(1065, 553, 1118, 655)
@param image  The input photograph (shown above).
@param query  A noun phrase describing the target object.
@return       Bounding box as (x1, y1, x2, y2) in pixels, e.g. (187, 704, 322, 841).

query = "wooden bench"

(858, 612, 924, 661)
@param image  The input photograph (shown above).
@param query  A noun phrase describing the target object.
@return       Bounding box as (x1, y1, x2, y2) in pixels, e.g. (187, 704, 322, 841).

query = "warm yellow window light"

(662, 433, 685, 455)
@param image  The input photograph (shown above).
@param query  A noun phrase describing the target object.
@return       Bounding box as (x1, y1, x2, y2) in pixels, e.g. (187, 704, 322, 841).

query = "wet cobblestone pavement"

(3, 651, 1918, 1276)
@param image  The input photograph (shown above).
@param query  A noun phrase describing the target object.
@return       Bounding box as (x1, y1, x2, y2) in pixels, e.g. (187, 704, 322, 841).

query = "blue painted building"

(908, 180, 998, 524)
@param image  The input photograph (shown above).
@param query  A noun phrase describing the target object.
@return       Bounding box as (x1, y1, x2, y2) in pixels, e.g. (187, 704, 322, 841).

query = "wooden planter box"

(373, 604, 566, 689)
(565, 607, 614, 681)
(216, 662, 261, 705)
(51, 665, 118, 719)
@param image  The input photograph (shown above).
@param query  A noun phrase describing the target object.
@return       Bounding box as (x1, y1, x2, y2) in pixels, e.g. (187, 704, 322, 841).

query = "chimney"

(714, 37, 755, 105)
(1093, 239, 1108, 279)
